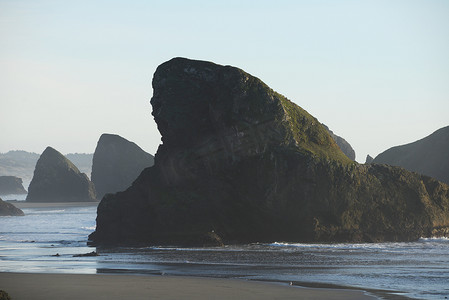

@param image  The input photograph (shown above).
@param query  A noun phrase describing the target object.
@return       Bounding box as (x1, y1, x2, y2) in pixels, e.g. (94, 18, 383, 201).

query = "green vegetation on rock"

(89, 58, 449, 246)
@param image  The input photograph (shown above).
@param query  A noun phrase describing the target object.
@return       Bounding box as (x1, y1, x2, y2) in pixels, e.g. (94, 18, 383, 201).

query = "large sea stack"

(90, 58, 449, 246)
(27, 147, 96, 202)
(0, 176, 27, 195)
(373, 126, 449, 185)
(0, 197, 24, 216)
(91, 134, 154, 200)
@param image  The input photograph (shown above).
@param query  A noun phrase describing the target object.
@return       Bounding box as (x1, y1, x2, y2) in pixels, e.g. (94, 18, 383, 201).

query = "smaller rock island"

(0, 197, 24, 216)
(26, 147, 96, 202)
(91, 134, 154, 200)
(0, 176, 27, 195)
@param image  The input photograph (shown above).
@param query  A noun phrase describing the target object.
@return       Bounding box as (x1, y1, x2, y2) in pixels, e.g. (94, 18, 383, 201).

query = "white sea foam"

(0, 194, 27, 201)
(81, 226, 96, 231)
(24, 209, 66, 214)
(419, 236, 449, 242)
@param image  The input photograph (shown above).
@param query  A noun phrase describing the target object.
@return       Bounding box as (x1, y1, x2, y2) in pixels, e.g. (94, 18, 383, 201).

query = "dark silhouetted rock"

(0, 151, 93, 188)
(89, 58, 449, 246)
(91, 134, 154, 199)
(73, 251, 99, 257)
(26, 147, 96, 202)
(0, 197, 24, 216)
(365, 155, 374, 164)
(322, 124, 356, 161)
(0, 176, 27, 195)
(373, 126, 449, 185)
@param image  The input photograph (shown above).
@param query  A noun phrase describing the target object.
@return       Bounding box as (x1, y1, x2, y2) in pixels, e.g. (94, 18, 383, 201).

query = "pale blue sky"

(1, 0, 448, 162)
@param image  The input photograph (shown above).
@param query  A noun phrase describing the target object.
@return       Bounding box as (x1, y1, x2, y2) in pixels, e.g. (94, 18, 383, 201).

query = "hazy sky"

(1, 0, 448, 162)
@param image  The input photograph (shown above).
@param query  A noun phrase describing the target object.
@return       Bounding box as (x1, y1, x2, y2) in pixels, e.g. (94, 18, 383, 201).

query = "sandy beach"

(0, 272, 376, 300)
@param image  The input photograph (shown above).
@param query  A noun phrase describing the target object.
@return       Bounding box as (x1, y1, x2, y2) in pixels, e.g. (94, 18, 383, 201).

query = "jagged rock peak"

(365, 155, 374, 164)
(26, 147, 96, 202)
(91, 133, 154, 199)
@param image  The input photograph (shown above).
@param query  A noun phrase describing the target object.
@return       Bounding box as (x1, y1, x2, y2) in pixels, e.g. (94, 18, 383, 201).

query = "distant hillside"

(373, 126, 449, 184)
(0, 151, 39, 186)
(0, 150, 93, 188)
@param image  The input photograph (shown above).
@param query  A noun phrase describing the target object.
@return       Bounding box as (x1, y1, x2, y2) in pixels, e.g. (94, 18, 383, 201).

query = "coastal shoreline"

(7, 200, 100, 209)
(0, 272, 379, 300)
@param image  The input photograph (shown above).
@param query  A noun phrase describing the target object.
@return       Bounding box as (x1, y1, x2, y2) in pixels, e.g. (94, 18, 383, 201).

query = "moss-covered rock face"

(27, 147, 96, 202)
(90, 58, 449, 246)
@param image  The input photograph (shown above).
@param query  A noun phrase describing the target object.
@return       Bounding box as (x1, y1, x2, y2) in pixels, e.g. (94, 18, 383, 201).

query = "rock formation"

(0, 176, 27, 195)
(0, 151, 40, 187)
(322, 124, 356, 160)
(0, 151, 93, 188)
(26, 147, 96, 202)
(365, 155, 374, 164)
(91, 134, 154, 199)
(373, 126, 449, 185)
(89, 58, 449, 246)
(0, 197, 24, 216)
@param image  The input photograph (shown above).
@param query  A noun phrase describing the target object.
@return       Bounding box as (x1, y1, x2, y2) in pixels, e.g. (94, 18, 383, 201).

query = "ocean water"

(1, 204, 448, 300)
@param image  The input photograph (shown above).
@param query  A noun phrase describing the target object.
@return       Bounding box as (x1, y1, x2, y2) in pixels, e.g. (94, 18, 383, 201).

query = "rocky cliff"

(322, 124, 356, 160)
(373, 126, 449, 185)
(0, 176, 27, 195)
(27, 147, 96, 202)
(0, 197, 24, 216)
(91, 134, 154, 199)
(89, 58, 449, 246)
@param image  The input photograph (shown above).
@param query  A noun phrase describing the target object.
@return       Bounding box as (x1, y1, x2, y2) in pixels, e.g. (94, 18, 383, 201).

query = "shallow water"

(0, 204, 448, 299)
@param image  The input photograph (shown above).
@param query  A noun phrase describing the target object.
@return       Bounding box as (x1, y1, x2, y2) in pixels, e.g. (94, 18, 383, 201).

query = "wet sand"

(0, 272, 377, 300)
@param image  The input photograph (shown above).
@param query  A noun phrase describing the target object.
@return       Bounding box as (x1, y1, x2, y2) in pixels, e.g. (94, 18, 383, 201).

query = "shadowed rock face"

(26, 147, 96, 202)
(0, 197, 24, 216)
(0, 176, 27, 195)
(373, 126, 449, 185)
(91, 134, 154, 200)
(89, 58, 449, 246)
(322, 124, 356, 161)
(365, 155, 374, 164)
